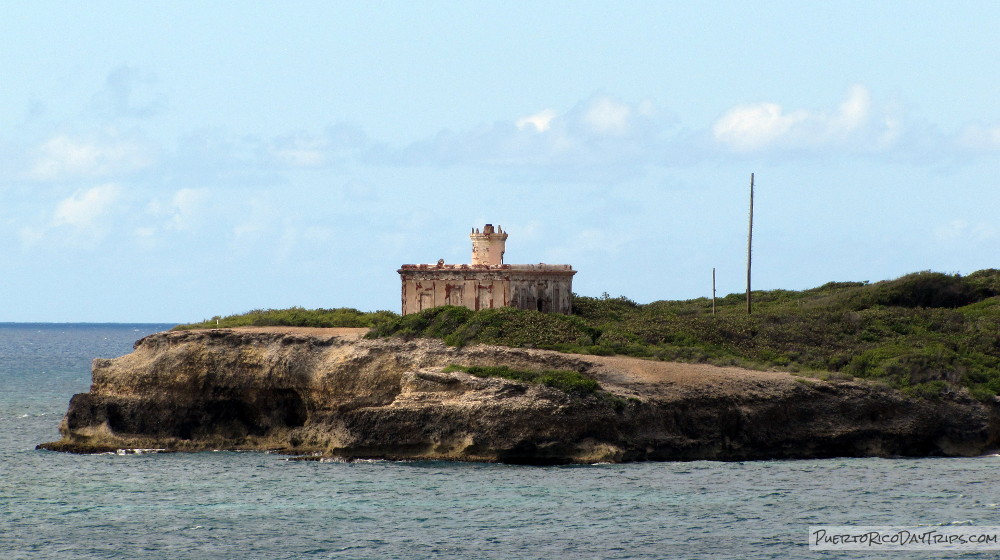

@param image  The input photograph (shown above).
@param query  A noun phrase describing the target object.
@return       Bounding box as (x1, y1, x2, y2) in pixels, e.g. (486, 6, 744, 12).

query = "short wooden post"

(712, 268, 717, 316)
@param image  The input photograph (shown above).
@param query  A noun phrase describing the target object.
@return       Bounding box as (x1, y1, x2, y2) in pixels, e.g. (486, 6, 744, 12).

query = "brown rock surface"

(40, 328, 1000, 463)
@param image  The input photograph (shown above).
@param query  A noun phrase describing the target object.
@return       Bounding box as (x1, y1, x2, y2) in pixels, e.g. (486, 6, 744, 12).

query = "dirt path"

(571, 354, 802, 400)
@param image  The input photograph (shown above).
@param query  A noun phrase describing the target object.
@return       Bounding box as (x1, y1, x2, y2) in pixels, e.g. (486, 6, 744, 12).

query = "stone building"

(398, 224, 576, 315)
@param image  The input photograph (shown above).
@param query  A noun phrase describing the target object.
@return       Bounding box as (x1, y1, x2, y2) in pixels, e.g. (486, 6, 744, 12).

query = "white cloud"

(142, 188, 210, 238)
(712, 102, 806, 151)
(171, 188, 206, 218)
(878, 115, 903, 149)
(957, 124, 1000, 151)
(90, 66, 166, 119)
(52, 184, 122, 228)
(712, 85, 890, 152)
(388, 95, 674, 181)
(28, 132, 152, 180)
(516, 109, 557, 132)
(231, 198, 278, 241)
(167, 188, 208, 231)
(18, 226, 45, 247)
(833, 84, 871, 131)
(274, 147, 326, 167)
(934, 219, 997, 242)
(583, 97, 632, 136)
(270, 134, 328, 167)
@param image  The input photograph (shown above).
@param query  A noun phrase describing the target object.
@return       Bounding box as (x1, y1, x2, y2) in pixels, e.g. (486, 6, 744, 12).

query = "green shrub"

(868, 271, 984, 309)
(370, 306, 599, 349)
(902, 380, 950, 400)
(572, 293, 640, 323)
(442, 364, 600, 395)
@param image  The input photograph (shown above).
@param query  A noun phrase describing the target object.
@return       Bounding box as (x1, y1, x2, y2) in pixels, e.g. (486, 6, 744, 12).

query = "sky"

(2, 2, 999, 322)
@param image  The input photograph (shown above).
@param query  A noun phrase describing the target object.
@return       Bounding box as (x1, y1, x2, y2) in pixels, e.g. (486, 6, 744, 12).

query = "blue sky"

(2, 2, 998, 322)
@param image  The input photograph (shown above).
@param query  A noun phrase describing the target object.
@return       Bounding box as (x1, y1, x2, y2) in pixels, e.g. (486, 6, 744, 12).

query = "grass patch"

(442, 364, 600, 396)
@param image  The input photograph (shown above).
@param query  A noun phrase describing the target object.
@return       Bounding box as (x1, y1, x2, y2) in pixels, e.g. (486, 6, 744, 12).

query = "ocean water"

(2, 324, 1000, 559)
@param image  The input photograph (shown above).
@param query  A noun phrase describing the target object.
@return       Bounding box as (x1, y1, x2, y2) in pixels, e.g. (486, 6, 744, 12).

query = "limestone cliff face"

(41, 329, 1000, 463)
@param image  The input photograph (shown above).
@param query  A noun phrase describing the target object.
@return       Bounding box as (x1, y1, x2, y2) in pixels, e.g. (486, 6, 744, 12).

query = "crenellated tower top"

(469, 223, 508, 265)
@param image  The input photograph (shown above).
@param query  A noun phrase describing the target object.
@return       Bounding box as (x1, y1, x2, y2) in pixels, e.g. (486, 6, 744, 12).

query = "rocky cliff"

(40, 328, 1000, 463)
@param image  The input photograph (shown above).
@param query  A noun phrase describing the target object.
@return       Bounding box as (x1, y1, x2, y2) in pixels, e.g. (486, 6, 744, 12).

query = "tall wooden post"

(746, 173, 754, 315)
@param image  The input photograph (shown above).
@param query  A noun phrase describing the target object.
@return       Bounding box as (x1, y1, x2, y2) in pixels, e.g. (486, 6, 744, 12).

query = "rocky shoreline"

(39, 328, 1000, 463)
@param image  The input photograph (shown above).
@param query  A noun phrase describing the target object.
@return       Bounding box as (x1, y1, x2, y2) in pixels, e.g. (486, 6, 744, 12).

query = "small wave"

(299, 456, 393, 464)
(115, 448, 166, 455)
(0, 413, 44, 420)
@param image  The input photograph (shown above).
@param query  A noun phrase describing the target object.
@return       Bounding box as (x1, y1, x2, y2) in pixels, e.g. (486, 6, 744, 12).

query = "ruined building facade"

(398, 224, 576, 315)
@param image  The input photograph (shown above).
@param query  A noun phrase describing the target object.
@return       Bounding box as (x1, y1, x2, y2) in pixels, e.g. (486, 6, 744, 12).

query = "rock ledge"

(39, 328, 1000, 463)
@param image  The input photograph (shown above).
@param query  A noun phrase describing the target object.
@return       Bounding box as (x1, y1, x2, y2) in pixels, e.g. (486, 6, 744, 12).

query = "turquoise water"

(2, 324, 1000, 559)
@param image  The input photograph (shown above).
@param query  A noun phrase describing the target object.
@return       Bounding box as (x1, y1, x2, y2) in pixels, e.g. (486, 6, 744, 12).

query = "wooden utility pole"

(746, 173, 754, 315)
(712, 267, 717, 316)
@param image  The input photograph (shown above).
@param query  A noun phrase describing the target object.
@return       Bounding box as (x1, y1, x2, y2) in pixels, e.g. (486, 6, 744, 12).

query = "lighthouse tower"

(469, 224, 508, 266)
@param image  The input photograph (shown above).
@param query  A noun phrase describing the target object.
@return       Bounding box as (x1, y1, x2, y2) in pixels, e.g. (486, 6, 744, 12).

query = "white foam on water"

(115, 448, 166, 455)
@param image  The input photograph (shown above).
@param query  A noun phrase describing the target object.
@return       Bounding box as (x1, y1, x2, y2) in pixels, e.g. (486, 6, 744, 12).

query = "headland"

(40, 326, 1000, 463)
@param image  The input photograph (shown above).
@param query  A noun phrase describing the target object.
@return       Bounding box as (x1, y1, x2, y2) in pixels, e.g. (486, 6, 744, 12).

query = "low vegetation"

(371, 270, 1000, 400)
(174, 270, 1000, 400)
(365, 305, 599, 349)
(174, 307, 397, 330)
